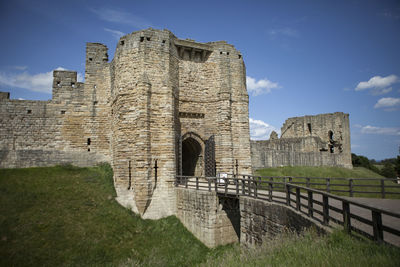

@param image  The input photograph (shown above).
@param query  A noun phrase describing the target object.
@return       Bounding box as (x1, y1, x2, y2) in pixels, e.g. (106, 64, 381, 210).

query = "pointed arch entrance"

(182, 137, 203, 176)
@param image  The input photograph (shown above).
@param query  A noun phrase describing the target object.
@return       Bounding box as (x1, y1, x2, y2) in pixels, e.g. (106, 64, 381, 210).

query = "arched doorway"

(182, 137, 203, 176)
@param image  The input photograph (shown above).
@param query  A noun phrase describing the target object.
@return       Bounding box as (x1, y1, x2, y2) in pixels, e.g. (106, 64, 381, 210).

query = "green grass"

(0, 164, 228, 266)
(255, 166, 400, 198)
(200, 229, 400, 267)
(1, 164, 399, 266)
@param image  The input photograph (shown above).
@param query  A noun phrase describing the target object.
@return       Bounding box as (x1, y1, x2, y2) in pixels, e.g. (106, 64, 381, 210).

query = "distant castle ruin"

(251, 112, 352, 169)
(0, 28, 252, 219)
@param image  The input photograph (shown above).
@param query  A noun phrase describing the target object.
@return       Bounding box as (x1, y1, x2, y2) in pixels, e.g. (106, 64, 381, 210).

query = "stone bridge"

(175, 175, 400, 247)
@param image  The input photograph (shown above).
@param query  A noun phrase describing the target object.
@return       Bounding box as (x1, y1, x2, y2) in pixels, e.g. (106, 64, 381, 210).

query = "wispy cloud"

(360, 125, 400, 136)
(249, 118, 280, 140)
(104, 28, 125, 39)
(0, 67, 83, 93)
(355, 74, 398, 95)
(268, 27, 299, 39)
(90, 7, 152, 28)
(374, 97, 400, 110)
(13, 66, 28, 71)
(379, 9, 400, 20)
(246, 76, 281, 96)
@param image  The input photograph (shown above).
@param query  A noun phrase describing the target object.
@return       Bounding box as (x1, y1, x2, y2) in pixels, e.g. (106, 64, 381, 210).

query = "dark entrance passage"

(182, 137, 203, 176)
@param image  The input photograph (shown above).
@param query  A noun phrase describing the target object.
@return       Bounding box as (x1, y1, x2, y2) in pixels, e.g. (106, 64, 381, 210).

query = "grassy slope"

(0, 164, 228, 266)
(1, 164, 399, 266)
(255, 166, 400, 198)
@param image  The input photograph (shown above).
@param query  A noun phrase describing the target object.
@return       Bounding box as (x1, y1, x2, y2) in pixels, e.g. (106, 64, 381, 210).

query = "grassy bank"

(0, 164, 227, 266)
(255, 166, 400, 198)
(1, 164, 399, 266)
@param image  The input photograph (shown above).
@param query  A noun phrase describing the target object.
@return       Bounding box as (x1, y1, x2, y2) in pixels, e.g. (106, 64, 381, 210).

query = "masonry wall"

(240, 197, 325, 247)
(251, 112, 352, 169)
(176, 188, 240, 247)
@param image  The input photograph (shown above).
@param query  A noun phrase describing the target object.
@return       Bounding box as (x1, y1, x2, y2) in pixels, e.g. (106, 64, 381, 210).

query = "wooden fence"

(175, 175, 400, 246)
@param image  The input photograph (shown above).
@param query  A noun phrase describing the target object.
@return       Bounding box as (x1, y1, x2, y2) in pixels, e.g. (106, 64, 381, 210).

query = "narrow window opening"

(120, 40, 125, 45)
(307, 123, 312, 134)
(71, 82, 75, 88)
(27, 110, 32, 114)
(93, 101, 98, 105)
(88, 148, 90, 152)
(146, 37, 150, 41)
(220, 51, 223, 54)
(162, 40, 166, 44)
(140, 37, 144, 42)
(57, 81, 61, 87)
(94, 85, 97, 89)
(227, 52, 230, 55)
(87, 138, 91, 146)
(89, 57, 93, 61)
(238, 55, 242, 59)
(61, 110, 66, 114)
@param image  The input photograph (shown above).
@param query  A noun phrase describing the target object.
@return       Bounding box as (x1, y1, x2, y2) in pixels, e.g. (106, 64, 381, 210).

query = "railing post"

(254, 179, 258, 198)
(208, 178, 211, 192)
(185, 177, 188, 189)
(286, 184, 291, 206)
(326, 178, 330, 193)
(323, 195, 329, 225)
(269, 180, 273, 202)
(372, 210, 383, 242)
(342, 201, 351, 234)
(381, 180, 385, 199)
(235, 178, 239, 196)
(224, 177, 228, 196)
(214, 177, 218, 192)
(308, 191, 313, 217)
(248, 177, 252, 196)
(296, 187, 300, 211)
(306, 177, 310, 188)
(349, 179, 353, 197)
(196, 176, 199, 190)
(241, 178, 245, 195)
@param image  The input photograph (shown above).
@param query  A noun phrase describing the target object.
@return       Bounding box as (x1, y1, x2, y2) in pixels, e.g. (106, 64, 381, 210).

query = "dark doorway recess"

(182, 137, 202, 176)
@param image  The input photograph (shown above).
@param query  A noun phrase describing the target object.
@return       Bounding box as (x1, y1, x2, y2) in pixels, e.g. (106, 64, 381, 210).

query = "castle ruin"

(0, 28, 252, 219)
(251, 112, 352, 169)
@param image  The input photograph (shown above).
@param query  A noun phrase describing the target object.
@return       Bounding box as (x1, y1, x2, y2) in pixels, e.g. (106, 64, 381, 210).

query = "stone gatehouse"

(0, 28, 252, 219)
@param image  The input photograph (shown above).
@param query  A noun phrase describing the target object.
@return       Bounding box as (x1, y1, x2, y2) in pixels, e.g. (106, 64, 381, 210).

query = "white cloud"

(249, 118, 280, 140)
(371, 87, 392, 95)
(13, 66, 28, 71)
(355, 74, 398, 93)
(90, 7, 153, 28)
(360, 125, 400, 136)
(104, 28, 125, 39)
(374, 97, 400, 109)
(246, 76, 281, 96)
(269, 27, 299, 38)
(0, 67, 83, 93)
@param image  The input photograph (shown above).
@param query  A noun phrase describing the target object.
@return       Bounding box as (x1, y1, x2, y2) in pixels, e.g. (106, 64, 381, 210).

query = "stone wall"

(240, 196, 325, 247)
(0, 28, 252, 220)
(251, 112, 352, 169)
(176, 188, 240, 247)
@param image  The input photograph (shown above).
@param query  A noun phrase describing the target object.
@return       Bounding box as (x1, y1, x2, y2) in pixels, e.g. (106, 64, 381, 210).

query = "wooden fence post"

(196, 176, 199, 190)
(372, 210, 383, 242)
(323, 195, 329, 225)
(296, 187, 301, 211)
(306, 177, 310, 188)
(326, 178, 331, 193)
(381, 180, 385, 199)
(308, 191, 313, 217)
(236, 178, 239, 196)
(286, 184, 291, 206)
(349, 179, 353, 197)
(342, 201, 351, 234)
(269, 180, 273, 202)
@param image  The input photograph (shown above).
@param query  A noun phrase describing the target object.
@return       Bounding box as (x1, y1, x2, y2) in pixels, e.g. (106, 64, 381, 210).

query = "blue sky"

(0, 0, 399, 160)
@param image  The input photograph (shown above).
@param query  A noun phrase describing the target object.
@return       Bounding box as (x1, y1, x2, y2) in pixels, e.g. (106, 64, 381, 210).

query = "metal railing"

(175, 174, 400, 246)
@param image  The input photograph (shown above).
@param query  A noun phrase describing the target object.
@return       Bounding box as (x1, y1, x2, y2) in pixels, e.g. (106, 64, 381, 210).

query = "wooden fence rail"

(175, 175, 400, 246)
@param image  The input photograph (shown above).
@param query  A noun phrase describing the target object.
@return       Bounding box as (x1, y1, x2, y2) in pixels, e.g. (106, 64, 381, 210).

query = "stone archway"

(182, 136, 203, 176)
